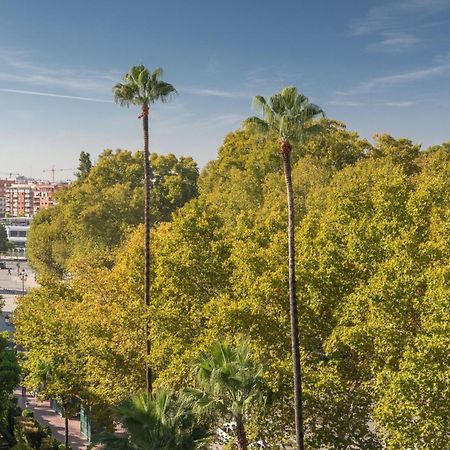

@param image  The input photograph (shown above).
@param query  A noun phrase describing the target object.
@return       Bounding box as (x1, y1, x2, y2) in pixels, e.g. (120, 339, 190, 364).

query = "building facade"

(33, 184, 59, 214)
(0, 179, 14, 217)
(5, 184, 34, 217)
(3, 181, 62, 217)
(0, 217, 32, 257)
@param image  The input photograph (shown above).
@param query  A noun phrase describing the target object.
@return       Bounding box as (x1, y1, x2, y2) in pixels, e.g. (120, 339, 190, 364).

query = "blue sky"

(0, 0, 449, 179)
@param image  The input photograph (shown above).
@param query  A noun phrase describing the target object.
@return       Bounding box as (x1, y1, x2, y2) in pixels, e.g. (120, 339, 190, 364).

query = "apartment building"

(4, 181, 62, 217)
(33, 183, 59, 214)
(5, 184, 34, 217)
(0, 177, 64, 255)
(0, 179, 14, 217)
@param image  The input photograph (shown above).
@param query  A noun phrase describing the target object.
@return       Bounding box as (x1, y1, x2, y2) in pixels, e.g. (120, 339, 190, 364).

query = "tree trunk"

(142, 103, 152, 394)
(63, 401, 69, 449)
(235, 415, 248, 450)
(280, 138, 304, 450)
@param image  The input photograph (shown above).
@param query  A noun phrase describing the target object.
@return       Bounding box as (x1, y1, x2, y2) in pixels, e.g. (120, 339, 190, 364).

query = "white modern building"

(0, 217, 32, 257)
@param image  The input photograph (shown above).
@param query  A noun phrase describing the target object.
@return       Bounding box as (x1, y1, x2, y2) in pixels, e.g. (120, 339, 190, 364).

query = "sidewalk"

(14, 389, 89, 450)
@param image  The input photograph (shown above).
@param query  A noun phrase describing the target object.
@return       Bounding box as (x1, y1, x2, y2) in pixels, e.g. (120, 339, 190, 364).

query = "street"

(0, 261, 37, 335)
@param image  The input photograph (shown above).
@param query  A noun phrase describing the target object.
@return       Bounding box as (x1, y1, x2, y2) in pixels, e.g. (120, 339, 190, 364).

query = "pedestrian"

(7, 268, 11, 275)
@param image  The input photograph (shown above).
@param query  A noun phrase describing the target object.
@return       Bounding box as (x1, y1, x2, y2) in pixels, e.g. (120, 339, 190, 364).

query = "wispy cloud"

(0, 88, 112, 103)
(368, 33, 420, 52)
(0, 50, 251, 102)
(350, 6, 394, 36)
(243, 66, 309, 94)
(328, 100, 362, 107)
(338, 63, 450, 96)
(154, 111, 244, 134)
(181, 65, 309, 100)
(0, 50, 119, 94)
(434, 51, 450, 64)
(350, 0, 449, 36)
(328, 99, 418, 108)
(350, 0, 449, 53)
(179, 87, 250, 99)
(331, 60, 450, 109)
(384, 101, 416, 107)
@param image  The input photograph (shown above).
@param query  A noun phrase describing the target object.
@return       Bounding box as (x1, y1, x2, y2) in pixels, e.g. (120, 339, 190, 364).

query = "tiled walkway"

(14, 388, 89, 450)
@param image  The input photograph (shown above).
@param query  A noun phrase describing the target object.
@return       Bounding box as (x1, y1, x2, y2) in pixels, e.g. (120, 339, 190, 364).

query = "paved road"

(0, 261, 37, 335)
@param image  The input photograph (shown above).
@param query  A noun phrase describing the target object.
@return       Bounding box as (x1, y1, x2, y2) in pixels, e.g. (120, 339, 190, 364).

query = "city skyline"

(1, 0, 449, 177)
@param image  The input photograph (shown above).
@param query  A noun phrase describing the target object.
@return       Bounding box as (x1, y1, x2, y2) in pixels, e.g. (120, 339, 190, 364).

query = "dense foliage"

(97, 390, 209, 450)
(15, 123, 449, 448)
(189, 341, 267, 450)
(26, 149, 198, 277)
(0, 225, 9, 253)
(0, 331, 20, 425)
(76, 151, 93, 181)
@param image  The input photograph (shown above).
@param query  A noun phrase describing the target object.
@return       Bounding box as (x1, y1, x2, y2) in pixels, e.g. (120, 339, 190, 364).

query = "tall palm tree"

(96, 389, 209, 450)
(244, 87, 324, 450)
(188, 341, 266, 450)
(113, 66, 176, 393)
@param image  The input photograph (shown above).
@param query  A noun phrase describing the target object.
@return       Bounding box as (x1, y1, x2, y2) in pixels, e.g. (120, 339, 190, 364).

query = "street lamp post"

(19, 269, 28, 296)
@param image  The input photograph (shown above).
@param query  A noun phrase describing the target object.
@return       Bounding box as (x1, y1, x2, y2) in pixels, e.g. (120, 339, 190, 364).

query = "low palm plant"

(96, 389, 209, 450)
(188, 341, 267, 450)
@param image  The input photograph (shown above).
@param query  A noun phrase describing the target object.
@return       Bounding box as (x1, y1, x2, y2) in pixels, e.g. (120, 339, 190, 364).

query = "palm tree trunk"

(142, 103, 152, 394)
(235, 415, 248, 450)
(280, 138, 304, 450)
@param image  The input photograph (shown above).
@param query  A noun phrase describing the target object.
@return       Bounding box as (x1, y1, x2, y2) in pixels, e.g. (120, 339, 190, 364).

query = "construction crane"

(0, 172, 21, 178)
(43, 166, 75, 183)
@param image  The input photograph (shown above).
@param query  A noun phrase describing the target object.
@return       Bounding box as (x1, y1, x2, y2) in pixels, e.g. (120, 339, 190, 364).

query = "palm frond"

(113, 83, 141, 106)
(152, 67, 164, 79)
(150, 80, 177, 103)
(252, 95, 267, 112)
(243, 116, 270, 134)
(245, 86, 325, 144)
(97, 389, 209, 450)
(269, 93, 284, 115)
(190, 341, 267, 420)
(280, 86, 298, 111)
(113, 65, 176, 107)
(95, 432, 133, 450)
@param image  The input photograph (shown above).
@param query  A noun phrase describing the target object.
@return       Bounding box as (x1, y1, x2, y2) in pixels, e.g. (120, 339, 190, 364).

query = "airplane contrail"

(0, 88, 112, 103)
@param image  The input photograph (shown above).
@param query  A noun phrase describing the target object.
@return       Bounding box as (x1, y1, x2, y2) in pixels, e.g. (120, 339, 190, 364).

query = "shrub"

(14, 417, 42, 449)
(21, 409, 34, 418)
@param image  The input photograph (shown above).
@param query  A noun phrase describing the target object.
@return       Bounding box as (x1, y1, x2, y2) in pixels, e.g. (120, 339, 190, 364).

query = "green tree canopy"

(76, 151, 93, 181)
(0, 225, 8, 253)
(27, 149, 198, 277)
(16, 113, 450, 448)
(0, 331, 20, 424)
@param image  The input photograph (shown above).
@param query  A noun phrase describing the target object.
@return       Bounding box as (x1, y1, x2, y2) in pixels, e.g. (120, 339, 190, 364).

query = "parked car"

(0, 262, 6, 269)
